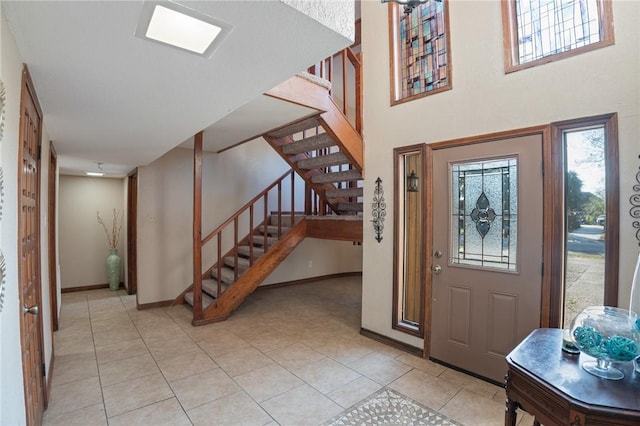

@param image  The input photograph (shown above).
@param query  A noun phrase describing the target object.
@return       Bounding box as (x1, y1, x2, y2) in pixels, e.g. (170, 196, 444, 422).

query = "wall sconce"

(407, 170, 419, 192)
(381, 0, 441, 15)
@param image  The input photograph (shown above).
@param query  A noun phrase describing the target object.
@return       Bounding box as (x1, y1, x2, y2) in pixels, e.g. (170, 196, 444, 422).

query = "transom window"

(388, 0, 452, 105)
(502, 0, 614, 73)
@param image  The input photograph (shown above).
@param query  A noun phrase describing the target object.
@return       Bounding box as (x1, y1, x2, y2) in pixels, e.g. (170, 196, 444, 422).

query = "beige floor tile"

(314, 336, 374, 365)
(228, 322, 275, 340)
(42, 402, 106, 426)
(296, 327, 344, 349)
(294, 357, 361, 394)
(126, 305, 170, 321)
(51, 338, 95, 357)
(44, 376, 103, 417)
(92, 324, 140, 346)
(213, 346, 276, 377)
(95, 337, 149, 364)
(439, 368, 502, 399)
(439, 388, 505, 426)
(102, 372, 173, 417)
(90, 316, 134, 334)
(146, 334, 201, 361)
(171, 368, 240, 410)
(262, 384, 344, 426)
(266, 342, 325, 370)
(198, 331, 251, 357)
(389, 369, 461, 411)
(248, 330, 301, 353)
(326, 376, 383, 408)
(396, 353, 447, 377)
(89, 306, 128, 322)
(187, 391, 273, 426)
(98, 352, 160, 386)
(108, 397, 191, 426)
(517, 410, 536, 425)
(137, 322, 189, 344)
(157, 349, 218, 382)
(234, 364, 304, 402)
(51, 352, 98, 387)
(348, 352, 412, 385)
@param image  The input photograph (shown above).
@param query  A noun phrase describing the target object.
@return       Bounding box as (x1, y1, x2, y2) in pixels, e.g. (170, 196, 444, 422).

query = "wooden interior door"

(126, 170, 138, 295)
(430, 134, 543, 383)
(48, 143, 58, 331)
(18, 66, 46, 424)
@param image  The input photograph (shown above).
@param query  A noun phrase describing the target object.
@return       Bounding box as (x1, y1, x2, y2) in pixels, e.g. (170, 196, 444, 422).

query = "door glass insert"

(450, 157, 518, 271)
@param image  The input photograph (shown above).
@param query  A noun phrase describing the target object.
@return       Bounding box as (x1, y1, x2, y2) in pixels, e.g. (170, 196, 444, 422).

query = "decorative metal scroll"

(631, 160, 640, 246)
(371, 177, 386, 243)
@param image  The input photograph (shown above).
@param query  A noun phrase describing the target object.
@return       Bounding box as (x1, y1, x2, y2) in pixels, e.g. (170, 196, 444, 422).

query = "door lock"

(23, 304, 38, 316)
(434, 250, 443, 258)
(432, 265, 442, 274)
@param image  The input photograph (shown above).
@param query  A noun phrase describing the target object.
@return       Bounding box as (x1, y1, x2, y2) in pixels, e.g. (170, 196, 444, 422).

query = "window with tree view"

(389, 0, 452, 105)
(502, 0, 614, 72)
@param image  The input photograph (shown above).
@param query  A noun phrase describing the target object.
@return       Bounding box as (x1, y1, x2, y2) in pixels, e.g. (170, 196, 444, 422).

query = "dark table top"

(507, 328, 640, 412)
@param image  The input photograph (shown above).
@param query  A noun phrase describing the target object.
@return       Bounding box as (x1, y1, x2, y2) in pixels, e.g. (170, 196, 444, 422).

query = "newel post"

(192, 131, 203, 318)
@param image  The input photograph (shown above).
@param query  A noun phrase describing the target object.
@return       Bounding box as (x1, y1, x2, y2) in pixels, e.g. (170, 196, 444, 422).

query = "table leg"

(505, 397, 518, 426)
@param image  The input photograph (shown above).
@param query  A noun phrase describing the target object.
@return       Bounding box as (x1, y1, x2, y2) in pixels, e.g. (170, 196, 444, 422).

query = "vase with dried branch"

(97, 209, 123, 290)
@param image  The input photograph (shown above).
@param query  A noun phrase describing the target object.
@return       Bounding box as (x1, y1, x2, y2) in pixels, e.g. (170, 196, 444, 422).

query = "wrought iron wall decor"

(631, 157, 640, 246)
(371, 177, 386, 243)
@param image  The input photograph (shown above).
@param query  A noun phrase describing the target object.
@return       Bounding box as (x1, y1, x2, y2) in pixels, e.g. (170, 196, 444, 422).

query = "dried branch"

(97, 209, 123, 250)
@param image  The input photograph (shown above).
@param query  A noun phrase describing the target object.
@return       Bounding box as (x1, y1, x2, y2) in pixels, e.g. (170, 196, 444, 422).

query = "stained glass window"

(503, 0, 614, 72)
(389, 0, 451, 104)
(450, 157, 518, 271)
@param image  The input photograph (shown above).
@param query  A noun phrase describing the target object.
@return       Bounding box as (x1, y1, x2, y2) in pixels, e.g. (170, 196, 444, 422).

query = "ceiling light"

(86, 172, 104, 177)
(137, 2, 231, 56)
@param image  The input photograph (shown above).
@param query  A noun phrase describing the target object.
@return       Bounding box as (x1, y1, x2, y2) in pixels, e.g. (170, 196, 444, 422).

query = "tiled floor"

(44, 276, 534, 426)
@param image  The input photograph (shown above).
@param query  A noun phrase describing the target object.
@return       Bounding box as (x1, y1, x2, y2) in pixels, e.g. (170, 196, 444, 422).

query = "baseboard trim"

(360, 327, 423, 358)
(44, 351, 55, 409)
(137, 300, 174, 310)
(61, 282, 124, 293)
(256, 271, 362, 291)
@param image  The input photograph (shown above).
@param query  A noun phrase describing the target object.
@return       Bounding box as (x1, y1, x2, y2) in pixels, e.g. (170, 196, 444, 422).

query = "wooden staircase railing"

(307, 37, 362, 134)
(191, 141, 303, 321)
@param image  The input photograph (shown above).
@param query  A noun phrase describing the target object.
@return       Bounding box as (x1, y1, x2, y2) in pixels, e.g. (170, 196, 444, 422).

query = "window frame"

(501, 0, 615, 74)
(388, 1, 453, 106)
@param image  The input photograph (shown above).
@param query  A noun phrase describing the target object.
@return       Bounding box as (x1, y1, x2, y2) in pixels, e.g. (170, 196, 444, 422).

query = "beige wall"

(361, 0, 640, 348)
(59, 175, 125, 288)
(136, 138, 363, 304)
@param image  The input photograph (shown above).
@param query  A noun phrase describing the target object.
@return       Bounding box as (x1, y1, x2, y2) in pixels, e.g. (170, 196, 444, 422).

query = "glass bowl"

(570, 306, 640, 380)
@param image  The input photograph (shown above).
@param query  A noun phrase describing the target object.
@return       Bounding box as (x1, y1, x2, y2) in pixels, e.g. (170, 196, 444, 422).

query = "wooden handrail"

(201, 169, 295, 246)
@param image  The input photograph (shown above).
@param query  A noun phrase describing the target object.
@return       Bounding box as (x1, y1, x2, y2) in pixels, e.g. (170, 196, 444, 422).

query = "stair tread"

(325, 187, 363, 199)
(281, 133, 336, 155)
(251, 236, 278, 247)
(237, 245, 264, 258)
(298, 152, 348, 169)
(268, 116, 322, 138)
(258, 225, 290, 235)
(223, 256, 251, 271)
(336, 202, 364, 212)
(211, 266, 239, 284)
(202, 278, 229, 297)
(311, 169, 362, 184)
(184, 291, 215, 309)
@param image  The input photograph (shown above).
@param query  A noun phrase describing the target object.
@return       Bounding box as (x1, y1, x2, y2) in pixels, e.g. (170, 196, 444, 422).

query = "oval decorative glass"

(570, 306, 640, 380)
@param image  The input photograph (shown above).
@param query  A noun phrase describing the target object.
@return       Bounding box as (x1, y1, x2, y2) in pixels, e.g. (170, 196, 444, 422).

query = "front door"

(430, 134, 543, 383)
(19, 66, 46, 425)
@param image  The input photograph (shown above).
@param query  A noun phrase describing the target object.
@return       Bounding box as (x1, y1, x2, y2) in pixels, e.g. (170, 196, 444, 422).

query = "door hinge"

(541, 262, 544, 276)
(42, 362, 46, 377)
(541, 162, 544, 176)
(37, 144, 42, 161)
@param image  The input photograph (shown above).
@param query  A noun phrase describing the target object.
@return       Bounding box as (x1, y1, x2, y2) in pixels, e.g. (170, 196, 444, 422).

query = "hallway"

(44, 276, 530, 425)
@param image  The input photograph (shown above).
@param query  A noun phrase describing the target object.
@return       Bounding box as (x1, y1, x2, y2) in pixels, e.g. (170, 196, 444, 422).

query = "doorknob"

(23, 304, 38, 315)
(432, 265, 442, 274)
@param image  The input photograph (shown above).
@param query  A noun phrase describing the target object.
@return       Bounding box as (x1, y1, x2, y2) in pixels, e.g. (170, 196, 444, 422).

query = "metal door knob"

(23, 304, 38, 315)
(432, 265, 442, 274)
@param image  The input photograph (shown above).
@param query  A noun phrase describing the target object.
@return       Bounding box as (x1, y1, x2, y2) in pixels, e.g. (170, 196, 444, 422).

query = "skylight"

(145, 5, 222, 54)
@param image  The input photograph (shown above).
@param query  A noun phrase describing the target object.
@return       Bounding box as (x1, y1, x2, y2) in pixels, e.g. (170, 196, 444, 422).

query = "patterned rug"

(324, 388, 461, 425)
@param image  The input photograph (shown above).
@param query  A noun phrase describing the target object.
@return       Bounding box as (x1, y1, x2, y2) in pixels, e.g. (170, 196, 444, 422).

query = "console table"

(505, 328, 640, 426)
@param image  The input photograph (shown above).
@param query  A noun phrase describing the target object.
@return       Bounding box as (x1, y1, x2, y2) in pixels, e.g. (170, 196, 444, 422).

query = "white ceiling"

(2, 0, 354, 177)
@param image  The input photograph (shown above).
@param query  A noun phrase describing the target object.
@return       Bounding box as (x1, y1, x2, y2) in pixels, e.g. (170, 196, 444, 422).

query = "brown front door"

(19, 66, 46, 425)
(430, 134, 543, 383)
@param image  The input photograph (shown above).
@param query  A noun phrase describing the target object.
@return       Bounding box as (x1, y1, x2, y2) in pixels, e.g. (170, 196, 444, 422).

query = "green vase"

(106, 249, 121, 291)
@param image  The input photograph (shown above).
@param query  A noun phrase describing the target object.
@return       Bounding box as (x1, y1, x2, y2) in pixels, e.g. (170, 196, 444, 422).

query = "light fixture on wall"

(407, 170, 419, 192)
(381, 0, 442, 15)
